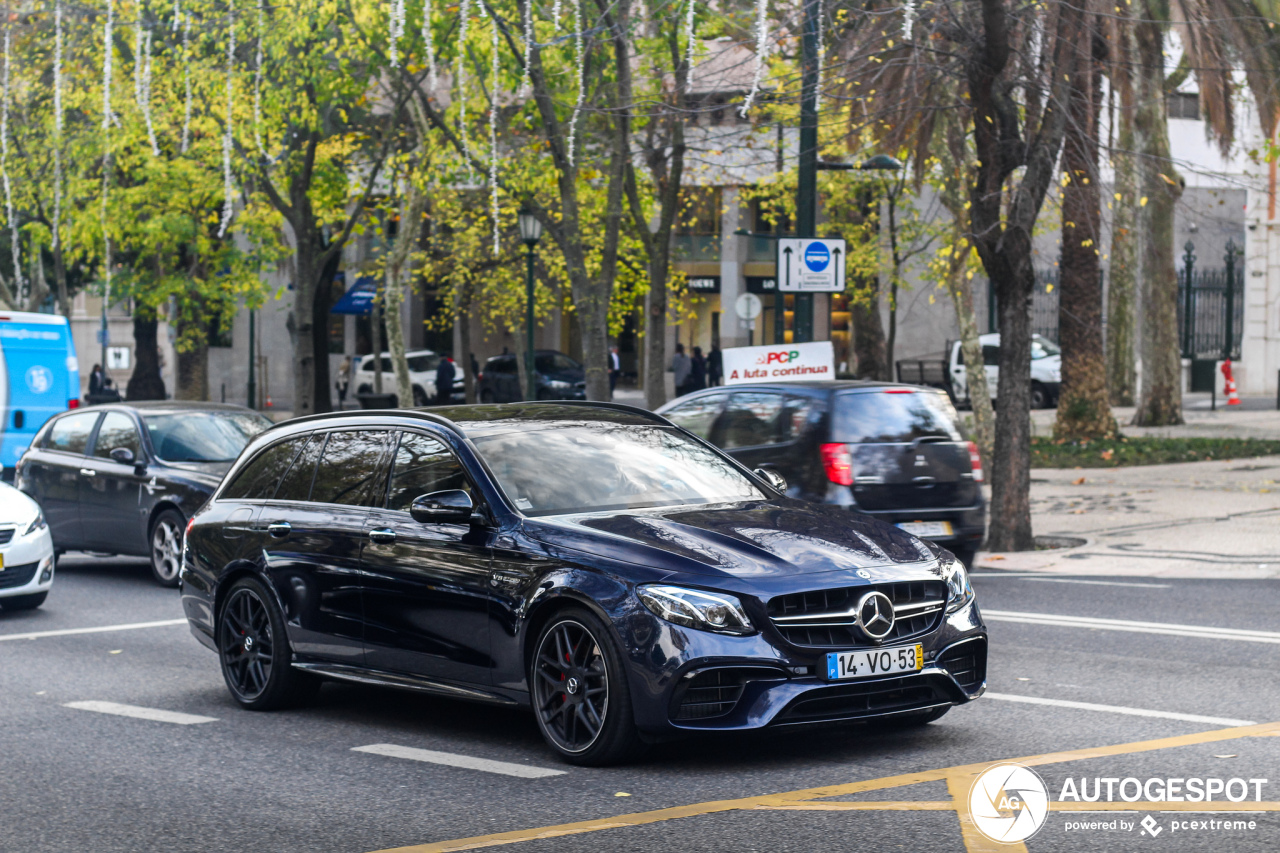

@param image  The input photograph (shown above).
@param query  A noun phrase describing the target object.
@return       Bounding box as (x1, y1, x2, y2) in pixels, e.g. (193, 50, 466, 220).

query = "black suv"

(657, 381, 986, 565)
(477, 350, 586, 403)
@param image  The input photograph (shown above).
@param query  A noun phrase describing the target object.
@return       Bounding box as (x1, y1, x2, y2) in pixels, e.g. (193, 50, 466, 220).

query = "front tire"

(149, 509, 185, 588)
(1030, 381, 1048, 410)
(217, 577, 320, 711)
(1, 591, 48, 610)
(530, 608, 643, 766)
(412, 385, 429, 407)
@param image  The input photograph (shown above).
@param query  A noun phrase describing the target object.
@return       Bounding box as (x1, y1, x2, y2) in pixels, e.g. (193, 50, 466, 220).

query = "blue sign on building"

(330, 275, 380, 315)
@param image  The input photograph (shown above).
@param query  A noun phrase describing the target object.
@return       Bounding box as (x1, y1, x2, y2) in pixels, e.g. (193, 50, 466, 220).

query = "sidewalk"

(976, 454, 1280, 578)
(1030, 394, 1280, 440)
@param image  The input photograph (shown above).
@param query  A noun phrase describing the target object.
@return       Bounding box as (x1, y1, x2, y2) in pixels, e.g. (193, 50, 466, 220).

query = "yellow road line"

(368, 720, 1280, 853)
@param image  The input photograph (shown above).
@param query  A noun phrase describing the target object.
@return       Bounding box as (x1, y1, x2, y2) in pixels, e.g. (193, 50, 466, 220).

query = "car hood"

(521, 500, 938, 579)
(0, 483, 39, 525)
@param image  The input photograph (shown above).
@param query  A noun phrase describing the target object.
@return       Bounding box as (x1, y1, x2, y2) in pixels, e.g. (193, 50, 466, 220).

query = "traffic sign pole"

(793, 0, 819, 344)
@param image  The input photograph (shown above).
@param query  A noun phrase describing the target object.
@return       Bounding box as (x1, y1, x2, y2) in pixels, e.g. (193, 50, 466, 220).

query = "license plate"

(896, 520, 953, 537)
(826, 644, 924, 680)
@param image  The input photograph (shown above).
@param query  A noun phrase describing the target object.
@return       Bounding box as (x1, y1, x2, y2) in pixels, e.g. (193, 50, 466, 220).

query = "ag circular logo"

(854, 591, 895, 640)
(969, 763, 1050, 843)
(25, 365, 53, 395)
(803, 242, 830, 272)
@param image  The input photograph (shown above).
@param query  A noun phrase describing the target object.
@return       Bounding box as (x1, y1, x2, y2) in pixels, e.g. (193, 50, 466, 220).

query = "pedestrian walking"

(88, 364, 105, 397)
(708, 344, 723, 386)
(671, 343, 691, 397)
(335, 357, 351, 408)
(690, 346, 707, 392)
(609, 346, 621, 399)
(435, 355, 456, 405)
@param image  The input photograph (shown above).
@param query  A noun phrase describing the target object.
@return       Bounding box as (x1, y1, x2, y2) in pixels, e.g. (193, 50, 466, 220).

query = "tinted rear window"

(832, 390, 962, 443)
(221, 437, 307, 501)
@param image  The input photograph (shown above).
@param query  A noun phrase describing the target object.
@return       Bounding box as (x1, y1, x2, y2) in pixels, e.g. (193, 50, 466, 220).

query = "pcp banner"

(721, 341, 835, 385)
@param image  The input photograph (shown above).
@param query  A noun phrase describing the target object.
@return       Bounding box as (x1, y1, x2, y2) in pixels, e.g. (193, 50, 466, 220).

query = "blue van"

(0, 311, 80, 473)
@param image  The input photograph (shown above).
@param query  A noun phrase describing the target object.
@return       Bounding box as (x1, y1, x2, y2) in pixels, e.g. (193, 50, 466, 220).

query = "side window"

(310, 430, 391, 507)
(93, 412, 142, 460)
(783, 396, 818, 441)
(982, 345, 1000, 366)
(719, 392, 785, 449)
(385, 431, 473, 512)
(487, 357, 514, 375)
(46, 412, 100, 455)
(273, 433, 324, 502)
(664, 394, 725, 439)
(221, 437, 307, 501)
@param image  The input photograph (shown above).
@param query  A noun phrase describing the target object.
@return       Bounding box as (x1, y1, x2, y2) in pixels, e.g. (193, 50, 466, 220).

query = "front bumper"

(621, 597, 986, 735)
(0, 527, 56, 599)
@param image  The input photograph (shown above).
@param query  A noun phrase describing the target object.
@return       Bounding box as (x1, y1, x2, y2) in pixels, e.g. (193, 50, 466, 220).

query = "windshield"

(473, 425, 764, 516)
(144, 412, 272, 463)
(534, 353, 582, 375)
(1031, 337, 1060, 360)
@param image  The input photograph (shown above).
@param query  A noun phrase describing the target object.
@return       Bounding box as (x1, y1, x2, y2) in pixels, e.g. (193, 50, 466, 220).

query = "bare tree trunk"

(126, 308, 166, 400)
(944, 230, 995, 463)
(1055, 24, 1117, 440)
(370, 295, 383, 394)
(1107, 26, 1139, 407)
(25, 250, 50, 311)
(1131, 13, 1184, 426)
(459, 287, 477, 403)
(52, 241, 72, 318)
(385, 180, 428, 408)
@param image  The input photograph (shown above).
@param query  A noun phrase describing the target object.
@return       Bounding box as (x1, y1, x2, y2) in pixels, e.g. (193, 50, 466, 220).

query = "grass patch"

(1030, 436, 1280, 468)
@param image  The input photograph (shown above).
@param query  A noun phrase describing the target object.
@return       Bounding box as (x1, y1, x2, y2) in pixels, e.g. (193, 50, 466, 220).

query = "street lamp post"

(517, 207, 543, 402)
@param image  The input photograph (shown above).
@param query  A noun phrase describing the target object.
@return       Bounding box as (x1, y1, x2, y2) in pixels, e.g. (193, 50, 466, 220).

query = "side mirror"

(410, 489, 475, 525)
(755, 467, 787, 495)
(110, 447, 135, 465)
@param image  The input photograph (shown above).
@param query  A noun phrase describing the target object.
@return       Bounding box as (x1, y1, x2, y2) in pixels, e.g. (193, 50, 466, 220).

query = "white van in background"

(0, 311, 80, 476)
(949, 332, 1061, 409)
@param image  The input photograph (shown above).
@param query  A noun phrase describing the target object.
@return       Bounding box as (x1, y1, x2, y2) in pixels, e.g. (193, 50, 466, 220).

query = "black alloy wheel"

(530, 609, 642, 766)
(217, 577, 319, 710)
(149, 508, 185, 588)
(1030, 382, 1048, 410)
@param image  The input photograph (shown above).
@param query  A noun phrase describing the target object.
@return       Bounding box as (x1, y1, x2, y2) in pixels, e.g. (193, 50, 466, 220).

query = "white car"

(949, 332, 1062, 409)
(0, 481, 55, 610)
(354, 350, 466, 406)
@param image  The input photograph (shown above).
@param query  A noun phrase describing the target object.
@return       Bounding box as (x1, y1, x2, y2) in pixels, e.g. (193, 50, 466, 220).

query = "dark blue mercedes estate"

(179, 402, 986, 765)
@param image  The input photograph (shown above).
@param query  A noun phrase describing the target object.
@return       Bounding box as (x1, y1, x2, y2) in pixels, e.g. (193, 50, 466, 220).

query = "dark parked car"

(657, 381, 986, 566)
(179, 402, 986, 765)
(16, 402, 272, 586)
(477, 350, 586, 403)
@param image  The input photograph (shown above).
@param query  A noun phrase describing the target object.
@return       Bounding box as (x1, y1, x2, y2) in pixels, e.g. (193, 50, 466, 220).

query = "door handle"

(368, 528, 396, 544)
(79, 468, 96, 477)
(267, 521, 291, 538)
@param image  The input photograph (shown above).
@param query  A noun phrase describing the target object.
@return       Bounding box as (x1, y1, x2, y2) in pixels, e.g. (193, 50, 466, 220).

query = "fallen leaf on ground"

(1100, 449, 1114, 461)
(615, 792, 632, 797)
(109, 650, 122, 655)
(986, 555, 1005, 561)
(1072, 476, 1087, 485)
(1213, 755, 1238, 759)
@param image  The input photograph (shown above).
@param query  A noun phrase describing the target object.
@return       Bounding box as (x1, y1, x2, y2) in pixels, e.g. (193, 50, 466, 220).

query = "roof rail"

(260, 407, 465, 436)
(544, 399, 671, 425)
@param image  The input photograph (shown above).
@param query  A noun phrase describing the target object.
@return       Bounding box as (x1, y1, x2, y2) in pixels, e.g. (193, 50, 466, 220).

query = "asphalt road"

(2, 556, 1277, 853)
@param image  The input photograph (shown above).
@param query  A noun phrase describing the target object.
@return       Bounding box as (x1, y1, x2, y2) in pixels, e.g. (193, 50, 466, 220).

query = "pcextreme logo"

(754, 350, 801, 366)
(969, 763, 1051, 843)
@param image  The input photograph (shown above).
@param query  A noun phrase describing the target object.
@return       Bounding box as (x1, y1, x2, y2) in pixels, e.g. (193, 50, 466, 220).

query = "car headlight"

(942, 557, 973, 612)
(637, 585, 755, 635)
(24, 511, 47, 537)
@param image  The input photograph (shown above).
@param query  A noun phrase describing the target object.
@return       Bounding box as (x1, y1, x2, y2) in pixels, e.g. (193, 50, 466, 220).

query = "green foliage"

(1030, 436, 1280, 468)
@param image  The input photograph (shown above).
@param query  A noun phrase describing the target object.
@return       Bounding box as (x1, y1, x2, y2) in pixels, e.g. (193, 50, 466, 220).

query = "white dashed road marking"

(982, 610, 1280, 644)
(64, 700, 218, 725)
(352, 744, 567, 778)
(0, 619, 188, 642)
(1020, 578, 1171, 588)
(984, 692, 1257, 727)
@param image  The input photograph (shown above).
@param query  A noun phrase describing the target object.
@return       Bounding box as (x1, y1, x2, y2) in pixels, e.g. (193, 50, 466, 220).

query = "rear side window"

(719, 392, 784, 449)
(273, 434, 324, 502)
(663, 394, 725, 439)
(310, 431, 391, 506)
(486, 357, 515, 375)
(221, 437, 307, 501)
(385, 432, 473, 512)
(46, 412, 99, 454)
(832, 391, 962, 443)
(783, 396, 818, 439)
(982, 345, 1000, 366)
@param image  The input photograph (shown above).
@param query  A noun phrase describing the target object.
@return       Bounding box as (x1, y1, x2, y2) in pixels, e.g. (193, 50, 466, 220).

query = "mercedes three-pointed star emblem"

(854, 591, 896, 640)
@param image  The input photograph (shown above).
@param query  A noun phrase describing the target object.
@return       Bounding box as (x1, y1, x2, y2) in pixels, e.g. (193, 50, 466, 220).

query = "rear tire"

(149, 509, 185, 588)
(530, 608, 644, 766)
(412, 385, 429, 407)
(217, 577, 320, 711)
(1, 591, 48, 610)
(1030, 381, 1048, 410)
